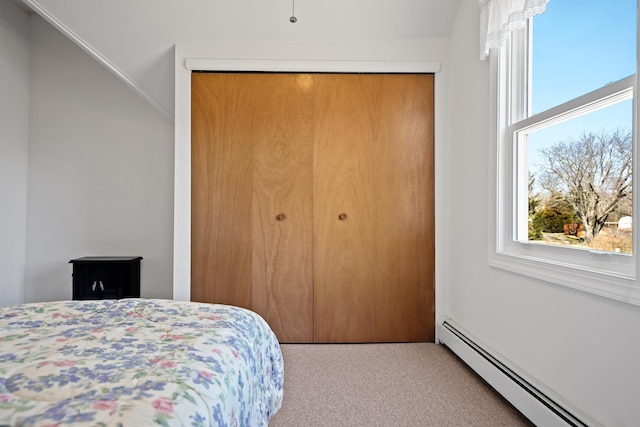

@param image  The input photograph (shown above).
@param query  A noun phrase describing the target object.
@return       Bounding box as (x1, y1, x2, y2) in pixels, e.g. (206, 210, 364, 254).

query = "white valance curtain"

(479, 0, 549, 60)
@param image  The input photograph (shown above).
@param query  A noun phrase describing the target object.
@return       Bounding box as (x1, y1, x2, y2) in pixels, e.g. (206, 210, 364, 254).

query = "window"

(490, 0, 640, 305)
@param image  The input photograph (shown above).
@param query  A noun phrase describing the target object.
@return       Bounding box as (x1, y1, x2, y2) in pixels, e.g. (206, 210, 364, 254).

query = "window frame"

(489, 16, 640, 306)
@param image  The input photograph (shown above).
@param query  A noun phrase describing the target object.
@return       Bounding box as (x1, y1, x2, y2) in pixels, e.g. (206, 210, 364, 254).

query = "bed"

(0, 298, 284, 426)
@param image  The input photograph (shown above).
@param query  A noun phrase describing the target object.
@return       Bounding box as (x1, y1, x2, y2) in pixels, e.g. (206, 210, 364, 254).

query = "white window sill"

(489, 250, 640, 306)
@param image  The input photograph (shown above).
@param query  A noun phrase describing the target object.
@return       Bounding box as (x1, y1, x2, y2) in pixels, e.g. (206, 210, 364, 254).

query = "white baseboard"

(437, 318, 599, 427)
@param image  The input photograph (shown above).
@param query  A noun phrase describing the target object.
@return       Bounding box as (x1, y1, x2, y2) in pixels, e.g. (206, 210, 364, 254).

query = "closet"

(191, 72, 434, 343)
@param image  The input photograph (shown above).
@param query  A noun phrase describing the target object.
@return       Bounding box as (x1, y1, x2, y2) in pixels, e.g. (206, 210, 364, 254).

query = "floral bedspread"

(0, 299, 284, 426)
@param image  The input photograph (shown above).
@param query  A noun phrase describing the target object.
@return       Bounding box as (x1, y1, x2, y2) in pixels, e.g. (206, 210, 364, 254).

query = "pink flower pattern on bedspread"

(0, 299, 284, 426)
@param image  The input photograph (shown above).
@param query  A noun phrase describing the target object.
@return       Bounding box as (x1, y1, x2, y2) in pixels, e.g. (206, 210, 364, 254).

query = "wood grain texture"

(372, 74, 435, 342)
(192, 73, 435, 343)
(313, 74, 377, 343)
(251, 74, 314, 342)
(191, 73, 253, 309)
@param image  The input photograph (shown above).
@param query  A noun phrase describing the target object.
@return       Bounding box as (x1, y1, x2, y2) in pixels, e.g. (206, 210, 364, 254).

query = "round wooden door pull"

(338, 213, 347, 220)
(276, 213, 286, 221)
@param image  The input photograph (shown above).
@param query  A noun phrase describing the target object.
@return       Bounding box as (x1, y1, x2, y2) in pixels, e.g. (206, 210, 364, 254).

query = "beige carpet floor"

(269, 343, 535, 426)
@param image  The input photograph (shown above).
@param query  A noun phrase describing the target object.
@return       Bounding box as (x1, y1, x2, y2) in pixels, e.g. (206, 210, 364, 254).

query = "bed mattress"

(0, 298, 284, 426)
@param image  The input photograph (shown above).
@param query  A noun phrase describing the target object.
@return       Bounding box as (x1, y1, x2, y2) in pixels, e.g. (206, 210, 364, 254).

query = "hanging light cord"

(290, 0, 297, 23)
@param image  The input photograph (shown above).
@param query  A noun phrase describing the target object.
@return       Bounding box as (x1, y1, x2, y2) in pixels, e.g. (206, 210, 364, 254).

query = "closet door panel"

(313, 74, 376, 343)
(373, 74, 435, 342)
(191, 73, 254, 308)
(252, 74, 315, 342)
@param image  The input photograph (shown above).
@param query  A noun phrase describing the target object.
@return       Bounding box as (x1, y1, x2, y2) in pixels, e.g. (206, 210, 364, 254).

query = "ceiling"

(20, 0, 462, 121)
(10, 0, 31, 13)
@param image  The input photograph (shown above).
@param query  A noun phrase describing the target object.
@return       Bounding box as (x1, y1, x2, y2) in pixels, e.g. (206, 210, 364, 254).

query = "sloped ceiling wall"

(20, 0, 462, 120)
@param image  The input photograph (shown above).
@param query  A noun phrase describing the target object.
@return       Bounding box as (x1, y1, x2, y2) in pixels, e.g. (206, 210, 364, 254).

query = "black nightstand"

(69, 256, 142, 300)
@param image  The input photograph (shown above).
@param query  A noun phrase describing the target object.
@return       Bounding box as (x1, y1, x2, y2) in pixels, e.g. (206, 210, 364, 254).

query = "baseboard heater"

(438, 318, 598, 427)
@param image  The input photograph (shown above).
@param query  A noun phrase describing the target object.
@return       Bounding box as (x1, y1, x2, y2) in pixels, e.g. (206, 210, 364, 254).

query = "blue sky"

(531, 0, 636, 113)
(527, 0, 636, 173)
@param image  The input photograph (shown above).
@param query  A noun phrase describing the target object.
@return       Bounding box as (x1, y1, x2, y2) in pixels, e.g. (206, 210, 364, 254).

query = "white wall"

(445, 2, 640, 426)
(0, 1, 30, 307)
(23, 15, 174, 301)
(23, 0, 460, 121)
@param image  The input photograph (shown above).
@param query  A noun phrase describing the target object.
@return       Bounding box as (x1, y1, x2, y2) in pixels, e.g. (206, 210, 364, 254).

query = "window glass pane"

(531, 0, 637, 115)
(525, 98, 633, 253)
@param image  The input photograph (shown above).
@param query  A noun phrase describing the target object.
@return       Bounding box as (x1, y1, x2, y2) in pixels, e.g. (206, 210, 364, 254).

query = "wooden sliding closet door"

(313, 74, 434, 343)
(373, 74, 434, 342)
(191, 73, 314, 342)
(313, 74, 377, 343)
(191, 74, 253, 308)
(251, 74, 314, 342)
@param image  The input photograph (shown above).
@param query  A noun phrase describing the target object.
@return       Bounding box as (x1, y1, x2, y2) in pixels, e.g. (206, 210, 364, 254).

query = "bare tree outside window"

(533, 129, 633, 245)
